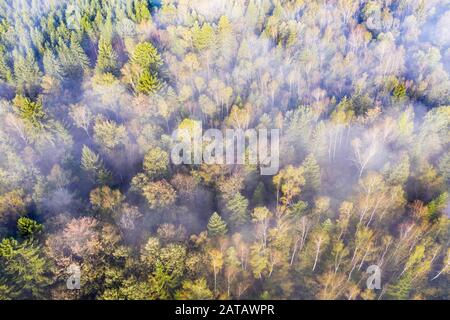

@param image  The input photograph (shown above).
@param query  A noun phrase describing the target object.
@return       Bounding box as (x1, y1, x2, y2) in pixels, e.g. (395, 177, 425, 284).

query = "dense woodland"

(0, 0, 449, 300)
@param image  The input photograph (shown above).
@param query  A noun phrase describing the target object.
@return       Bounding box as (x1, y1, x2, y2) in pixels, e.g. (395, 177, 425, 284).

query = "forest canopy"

(0, 0, 449, 300)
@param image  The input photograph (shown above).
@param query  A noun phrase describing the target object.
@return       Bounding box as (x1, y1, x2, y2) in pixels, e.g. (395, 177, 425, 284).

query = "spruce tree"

(301, 153, 321, 193)
(386, 273, 413, 300)
(226, 193, 249, 227)
(81, 145, 111, 184)
(95, 37, 119, 75)
(130, 41, 162, 95)
(137, 70, 161, 94)
(12, 95, 46, 128)
(131, 42, 162, 70)
(17, 217, 43, 238)
(0, 238, 52, 299)
(43, 50, 63, 80)
(192, 22, 216, 51)
(0, 45, 12, 83)
(252, 182, 266, 206)
(12, 50, 41, 97)
(207, 212, 227, 237)
(135, 0, 151, 23)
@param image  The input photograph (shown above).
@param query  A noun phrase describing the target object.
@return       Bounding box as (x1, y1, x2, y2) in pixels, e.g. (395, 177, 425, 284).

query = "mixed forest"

(0, 0, 449, 300)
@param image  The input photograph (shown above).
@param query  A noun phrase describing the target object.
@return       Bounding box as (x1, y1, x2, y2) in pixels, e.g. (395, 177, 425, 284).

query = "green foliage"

(301, 153, 321, 193)
(131, 42, 162, 70)
(386, 155, 410, 186)
(95, 37, 119, 75)
(386, 273, 413, 300)
(0, 45, 12, 83)
(225, 193, 249, 227)
(207, 212, 227, 237)
(143, 147, 169, 179)
(249, 243, 268, 278)
(101, 276, 153, 300)
(427, 193, 448, 223)
(93, 119, 127, 151)
(57, 37, 90, 81)
(393, 81, 407, 101)
(136, 69, 161, 94)
(127, 41, 163, 94)
(0, 238, 52, 299)
(81, 145, 112, 184)
(135, 0, 152, 23)
(351, 94, 372, 116)
(252, 182, 266, 206)
(43, 50, 63, 80)
(13, 95, 46, 128)
(17, 217, 43, 238)
(0, 283, 13, 300)
(192, 22, 216, 51)
(140, 241, 187, 298)
(12, 50, 41, 96)
(175, 278, 213, 299)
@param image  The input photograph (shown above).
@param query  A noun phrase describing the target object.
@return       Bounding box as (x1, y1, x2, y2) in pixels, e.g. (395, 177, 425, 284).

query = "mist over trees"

(0, 0, 449, 300)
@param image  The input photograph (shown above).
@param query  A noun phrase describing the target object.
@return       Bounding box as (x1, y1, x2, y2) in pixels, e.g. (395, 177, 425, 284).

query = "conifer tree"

(207, 212, 227, 237)
(0, 238, 52, 299)
(131, 42, 162, 70)
(17, 217, 43, 238)
(252, 182, 266, 206)
(137, 69, 161, 94)
(43, 50, 63, 80)
(129, 41, 162, 94)
(301, 153, 321, 193)
(12, 50, 41, 97)
(386, 273, 413, 300)
(135, 0, 151, 23)
(12, 95, 46, 128)
(95, 36, 119, 75)
(226, 193, 249, 227)
(0, 45, 12, 83)
(192, 22, 216, 51)
(81, 145, 112, 184)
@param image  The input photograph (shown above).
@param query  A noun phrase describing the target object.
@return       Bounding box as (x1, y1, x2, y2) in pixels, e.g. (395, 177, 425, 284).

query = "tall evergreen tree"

(207, 212, 227, 237)
(135, 0, 151, 23)
(12, 50, 41, 97)
(225, 193, 249, 227)
(12, 95, 46, 128)
(17, 217, 43, 238)
(129, 41, 162, 94)
(95, 36, 119, 75)
(131, 41, 162, 70)
(0, 238, 53, 299)
(81, 145, 112, 184)
(0, 45, 12, 83)
(301, 154, 321, 194)
(192, 22, 216, 51)
(137, 69, 161, 94)
(386, 273, 413, 300)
